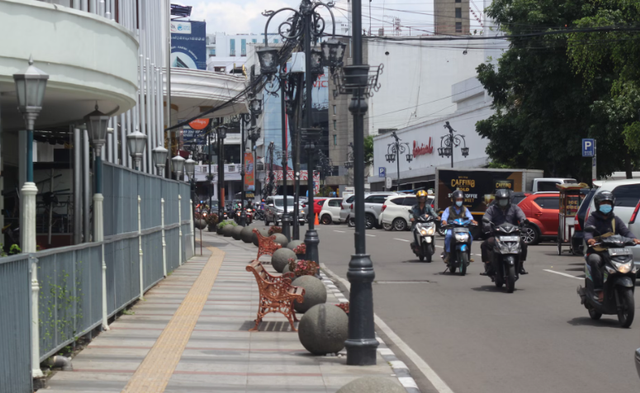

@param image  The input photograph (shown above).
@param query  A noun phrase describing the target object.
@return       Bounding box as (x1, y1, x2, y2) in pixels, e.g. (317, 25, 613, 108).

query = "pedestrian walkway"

(44, 231, 402, 392)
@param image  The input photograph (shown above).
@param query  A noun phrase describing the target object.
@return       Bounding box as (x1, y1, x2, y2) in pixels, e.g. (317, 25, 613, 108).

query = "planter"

(222, 224, 235, 237)
(241, 226, 254, 243)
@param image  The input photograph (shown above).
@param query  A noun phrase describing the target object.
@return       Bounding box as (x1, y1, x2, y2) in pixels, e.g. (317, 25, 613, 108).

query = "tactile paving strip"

(121, 247, 224, 393)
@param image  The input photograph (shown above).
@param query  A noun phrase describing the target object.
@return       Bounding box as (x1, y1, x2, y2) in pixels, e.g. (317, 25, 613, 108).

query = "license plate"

(609, 248, 631, 256)
(499, 236, 520, 242)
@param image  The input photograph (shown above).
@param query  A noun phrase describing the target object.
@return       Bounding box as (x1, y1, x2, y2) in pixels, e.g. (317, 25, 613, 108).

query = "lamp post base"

(282, 213, 292, 241)
(345, 338, 379, 365)
(239, 212, 247, 227)
(346, 253, 378, 365)
(303, 228, 320, 264)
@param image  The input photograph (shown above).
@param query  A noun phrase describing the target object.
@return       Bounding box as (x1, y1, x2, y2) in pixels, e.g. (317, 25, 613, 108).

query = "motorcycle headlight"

(455, 233, 469, 242)
(612, 261, 633, 274)
(495, 238, 520, 253)
(426, 227, 435, 236)
(420, 229, 428, 236)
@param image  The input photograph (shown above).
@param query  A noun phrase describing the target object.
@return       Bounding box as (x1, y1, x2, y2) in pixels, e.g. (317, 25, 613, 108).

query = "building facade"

(435, 0, 471, 35)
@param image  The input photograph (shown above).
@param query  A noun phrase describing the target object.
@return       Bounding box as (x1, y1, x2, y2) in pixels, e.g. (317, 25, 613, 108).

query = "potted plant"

(292, 243, 306, 259)
(207, 213, 219, 232)
(268, 226, 283, 236)
(288, 258, 318, 277)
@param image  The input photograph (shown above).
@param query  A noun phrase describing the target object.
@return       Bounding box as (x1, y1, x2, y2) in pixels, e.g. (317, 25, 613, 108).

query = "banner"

(244, 153, 255, 192)
(170, 21, 206, 70)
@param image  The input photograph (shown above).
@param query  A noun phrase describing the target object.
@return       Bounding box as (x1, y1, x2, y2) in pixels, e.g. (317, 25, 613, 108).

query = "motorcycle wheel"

(588, 308, 602, 320)
(506, 265, 516, 293)
(460, 252, 468, 276)
(425, 244, 433, 263)
(617, 288, 635, 328)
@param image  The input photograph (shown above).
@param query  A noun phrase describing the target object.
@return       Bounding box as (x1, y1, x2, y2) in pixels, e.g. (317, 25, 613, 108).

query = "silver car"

(264, 196, 306, 226)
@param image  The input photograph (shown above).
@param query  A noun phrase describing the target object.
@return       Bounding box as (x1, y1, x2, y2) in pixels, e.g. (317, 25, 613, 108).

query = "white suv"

(350, 192, 399, 229)
(379, 195, 435, 231)
(319, 198, 344, 224)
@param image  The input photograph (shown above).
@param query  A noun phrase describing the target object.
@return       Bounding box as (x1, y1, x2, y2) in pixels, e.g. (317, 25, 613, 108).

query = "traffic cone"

(314, 213, 319, 225)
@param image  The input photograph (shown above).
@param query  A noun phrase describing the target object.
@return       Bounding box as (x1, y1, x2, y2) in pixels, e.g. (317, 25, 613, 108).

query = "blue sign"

(582, 138, 595, 157)
(378, 167, 386, 178)
(170, 21, 207, 70)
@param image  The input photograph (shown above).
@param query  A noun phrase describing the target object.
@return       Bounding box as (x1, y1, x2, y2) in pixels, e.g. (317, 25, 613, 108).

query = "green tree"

(476, 0, 631, 180)
(364, 135, 374, 166)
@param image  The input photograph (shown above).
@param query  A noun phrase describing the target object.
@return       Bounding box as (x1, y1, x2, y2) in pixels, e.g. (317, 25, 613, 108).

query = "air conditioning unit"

(256, 162, 265, 171)
(228, 165, 236, 172)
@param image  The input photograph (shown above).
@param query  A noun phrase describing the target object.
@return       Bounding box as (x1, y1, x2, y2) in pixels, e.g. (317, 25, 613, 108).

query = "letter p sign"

(582, 139, 595, 157)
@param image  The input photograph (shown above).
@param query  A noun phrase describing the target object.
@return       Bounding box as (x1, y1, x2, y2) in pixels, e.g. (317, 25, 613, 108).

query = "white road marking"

(321, 263, 455, 393)
(543, 269, 583, 280)
(366, 234, 376, 237)
(394, 238, 410, 242)
(399, 377, 420, 389)
(334, 230, 346, 233)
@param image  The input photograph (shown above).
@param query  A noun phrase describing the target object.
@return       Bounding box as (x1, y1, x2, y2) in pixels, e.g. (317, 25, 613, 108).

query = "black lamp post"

(185, 157, 196, 250)
(438, 121, 469, 168)
(344, 142, 355, 170)
(217, 125, 227, 218)
(385, 131, 412, 191)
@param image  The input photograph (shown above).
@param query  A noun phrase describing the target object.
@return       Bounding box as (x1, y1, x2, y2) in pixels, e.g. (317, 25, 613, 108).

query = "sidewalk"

(43, 231, 404, 393)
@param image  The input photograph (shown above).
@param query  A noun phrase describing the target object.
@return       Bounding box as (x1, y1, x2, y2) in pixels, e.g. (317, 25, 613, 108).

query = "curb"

(319, 270, 422, 393)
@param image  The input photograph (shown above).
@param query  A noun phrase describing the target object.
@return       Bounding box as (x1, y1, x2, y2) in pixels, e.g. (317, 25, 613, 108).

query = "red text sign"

(413, 137, 433, 158)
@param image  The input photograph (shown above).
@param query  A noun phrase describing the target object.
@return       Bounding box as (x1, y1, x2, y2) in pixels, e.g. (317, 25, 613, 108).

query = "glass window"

(403, 197, 417, 206)
(612, 184, 640, 207)
(455, 0, 461, 3)
(333, 135, 337, 145)
(455, 8, 462, 18)
(274, 39, 279, 43)
(333, 105, 337, 115)
(347, 195, 356, 203)
(274, 197, 294, 207)
(537, 181, 561, 192)
(252, 38, 257, 43)
(534, 197, 560, 210)
(333, 120, 337, 130)
(329, 199, 340, 207)
(387, 197, 403, 205)
(455, 22, 462, 33)
(209, 48, 216, 56)
(230, 39, 236, 56)
(241, 39, 247, 56)
(317, 200, 326, 206)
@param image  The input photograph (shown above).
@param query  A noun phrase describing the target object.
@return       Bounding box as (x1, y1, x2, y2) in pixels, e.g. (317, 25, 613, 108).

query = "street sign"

(582, 138, 595, 157)
(378, 167, 386, 178)
(385, 176, 393, 189)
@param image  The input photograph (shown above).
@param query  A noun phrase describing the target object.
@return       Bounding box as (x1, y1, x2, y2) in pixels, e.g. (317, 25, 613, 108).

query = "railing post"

(29, 254, 43, 378)
(138, 195, 144, 300)
(178, 195, 182, 265)
(190, 199, 195, 258)
(93, 193, 109, 331)
(161, 198, 167, 277)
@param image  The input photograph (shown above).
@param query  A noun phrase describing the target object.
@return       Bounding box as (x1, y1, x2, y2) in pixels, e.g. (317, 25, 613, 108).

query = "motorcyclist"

(584, 191, 640, 302)
(410, 190, 440, 249)
(441, 190, 477, 264)
(480, 189, 529, 275)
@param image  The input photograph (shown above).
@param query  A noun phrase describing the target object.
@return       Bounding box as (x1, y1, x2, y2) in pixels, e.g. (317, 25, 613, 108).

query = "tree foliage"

(364, 135, 374, 166)
(476, 0, 636, 179)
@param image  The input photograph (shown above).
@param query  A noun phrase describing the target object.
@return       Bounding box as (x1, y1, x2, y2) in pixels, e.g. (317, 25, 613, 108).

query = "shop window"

(455, 8, 462, 18)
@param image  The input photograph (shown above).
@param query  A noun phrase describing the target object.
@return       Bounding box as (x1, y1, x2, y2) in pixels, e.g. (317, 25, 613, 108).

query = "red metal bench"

(246, 260, 303, 332)
(253, 228, 282, 261)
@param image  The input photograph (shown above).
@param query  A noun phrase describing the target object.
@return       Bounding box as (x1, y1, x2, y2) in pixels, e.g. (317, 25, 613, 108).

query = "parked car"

(570, 188, 597, 255)
(312, 198, 328, 217)
(379, 195, 436, 231)
(350, 192, 399, 229)
(518, 192, 561, 245)
(264, 195, 306, 226)
(532, 178, 577, 193)
(627, 198, 640, 268)
(319, 198, 344, 224)
(340, 194, 363, 227)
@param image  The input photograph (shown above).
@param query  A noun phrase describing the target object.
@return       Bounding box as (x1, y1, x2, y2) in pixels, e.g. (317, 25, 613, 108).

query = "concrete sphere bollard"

(336, 376, 405, 393)
(298, 303, 348, 355)
(252, 228, 270, 247)
(241, 227, 254, 243)
(283, 263, 292, 275)
(292, 275, 327, 313)
(272, 248, 296, 273)
(222, 224, 235, 237)
(273, 233, 289, 248)
(287, 240, 304, 251)
(231, 226, 243, 240)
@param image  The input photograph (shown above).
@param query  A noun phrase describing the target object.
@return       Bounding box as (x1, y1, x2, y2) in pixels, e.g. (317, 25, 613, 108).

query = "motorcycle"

(576, 227, 637, 328)
(442, 218, 475, 275)
(483, 218, 525, 293)
(233, 208, 254, 225)
(410, 214, 438, 262)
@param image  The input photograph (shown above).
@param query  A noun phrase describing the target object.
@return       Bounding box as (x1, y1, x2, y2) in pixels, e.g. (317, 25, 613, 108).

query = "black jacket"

(583, 211, 635, 241)
(482, 203, 527, 233)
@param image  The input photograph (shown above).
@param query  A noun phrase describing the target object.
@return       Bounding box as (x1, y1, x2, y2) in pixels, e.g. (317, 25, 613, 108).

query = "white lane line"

(394, 238, 410, 242)
(366, 234, 376, 237)
(543, 269, 582, 280)
(322, 263, 455, 393)
(334, 230, 346, 233)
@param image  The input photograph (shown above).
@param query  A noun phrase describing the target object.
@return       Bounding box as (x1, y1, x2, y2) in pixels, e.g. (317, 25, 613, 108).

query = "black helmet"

(495, 189, 510, 207)
(451, 190, 464, 202)
(594, 191, 615, 211)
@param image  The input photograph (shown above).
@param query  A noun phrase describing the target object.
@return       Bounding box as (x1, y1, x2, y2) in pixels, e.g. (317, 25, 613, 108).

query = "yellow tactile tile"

(121, 247, 224, 393)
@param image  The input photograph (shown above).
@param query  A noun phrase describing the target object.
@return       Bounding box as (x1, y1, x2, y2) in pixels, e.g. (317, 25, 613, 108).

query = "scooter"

(442, 218, 475, 276)
(410, 214, 438, 262)
(576, 227, 637, 328)
(483, 218, 524, 293)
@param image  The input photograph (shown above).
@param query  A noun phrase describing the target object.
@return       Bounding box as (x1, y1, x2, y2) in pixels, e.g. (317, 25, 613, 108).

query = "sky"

(173, 0, 486, 37)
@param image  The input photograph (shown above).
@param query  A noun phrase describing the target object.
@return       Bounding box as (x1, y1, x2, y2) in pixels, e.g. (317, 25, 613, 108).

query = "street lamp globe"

(461, 147, 470, 157)
(13, 57, 49, 130)
(184, 158, 196, 179)
(310, 49, 324, 76)
(257, 47, 280, 76)
(152, 146, 169, 172)
(321, 38, 347, 69)
(84, 104, 110, 154)
(172, 155, 185, 175)
(126, 130, 147, 168)
(249, 97, 263, 118)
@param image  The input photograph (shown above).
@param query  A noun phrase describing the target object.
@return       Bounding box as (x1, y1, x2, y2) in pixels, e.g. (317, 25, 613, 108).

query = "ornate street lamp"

(257, 47, 280, 77)
(171, 155, 185, 178)
(321, 38, 347, 72)
(152, 146, 169, 176)
(126, 130, 147, 170)
(385, 132, 411, 191)
(438, 121, 469, 168)
(249, 96, 263, 118)
(13, 56, 49, 379)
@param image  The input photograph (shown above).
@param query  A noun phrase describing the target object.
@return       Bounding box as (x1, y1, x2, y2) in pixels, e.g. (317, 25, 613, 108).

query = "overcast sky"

(174, 0, 486, 37)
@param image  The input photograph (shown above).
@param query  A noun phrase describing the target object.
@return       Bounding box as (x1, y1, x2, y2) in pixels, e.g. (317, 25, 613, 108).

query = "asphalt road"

(308, 223, 640, 393)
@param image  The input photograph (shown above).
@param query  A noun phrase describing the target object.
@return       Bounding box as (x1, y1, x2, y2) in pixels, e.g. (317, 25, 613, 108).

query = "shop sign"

(413, 137, 433, 158)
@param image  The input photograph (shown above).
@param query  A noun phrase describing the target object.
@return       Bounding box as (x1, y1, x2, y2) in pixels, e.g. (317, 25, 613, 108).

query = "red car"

(517, 192, 559, 245)
(312, 198, 328, 215)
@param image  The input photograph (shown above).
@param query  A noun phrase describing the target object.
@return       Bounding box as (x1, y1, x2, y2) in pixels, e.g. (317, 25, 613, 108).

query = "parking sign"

(582, 139, 595, 157)
(378, 167, 386, 178)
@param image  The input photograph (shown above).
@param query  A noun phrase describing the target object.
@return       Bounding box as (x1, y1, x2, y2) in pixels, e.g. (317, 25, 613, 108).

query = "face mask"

(455, 201, 463, 207)
(498, 199, 509, 207)
(599, 205, 612, 214)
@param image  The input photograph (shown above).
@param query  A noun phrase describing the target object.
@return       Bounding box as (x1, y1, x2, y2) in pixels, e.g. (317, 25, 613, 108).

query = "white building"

(205, 32, 281, 74)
